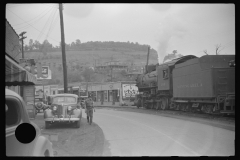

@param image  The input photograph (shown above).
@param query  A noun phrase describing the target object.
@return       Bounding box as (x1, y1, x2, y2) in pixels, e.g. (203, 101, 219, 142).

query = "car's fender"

(73, 109, 81, 118)
(32, 135, 53, 156)
(44, 108, 52, 118)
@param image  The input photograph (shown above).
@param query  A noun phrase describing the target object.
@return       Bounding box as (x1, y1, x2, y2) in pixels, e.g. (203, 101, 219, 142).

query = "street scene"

(6, 3, 235, 157)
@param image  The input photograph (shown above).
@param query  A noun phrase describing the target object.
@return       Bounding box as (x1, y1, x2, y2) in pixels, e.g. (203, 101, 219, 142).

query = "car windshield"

(52, 96, 77, 104)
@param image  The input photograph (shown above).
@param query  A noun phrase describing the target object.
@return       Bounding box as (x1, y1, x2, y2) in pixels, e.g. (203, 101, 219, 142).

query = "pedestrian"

(77, 97, 81, 109)
(85, 96, 95, 125)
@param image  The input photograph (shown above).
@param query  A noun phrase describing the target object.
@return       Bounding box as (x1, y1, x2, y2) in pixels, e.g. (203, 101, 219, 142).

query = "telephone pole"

(59, 3, 68, 93)
(19, 31, 27, 58)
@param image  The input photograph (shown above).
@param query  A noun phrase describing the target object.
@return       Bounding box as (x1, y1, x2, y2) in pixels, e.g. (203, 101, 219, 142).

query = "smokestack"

(145, 46, 150, 74)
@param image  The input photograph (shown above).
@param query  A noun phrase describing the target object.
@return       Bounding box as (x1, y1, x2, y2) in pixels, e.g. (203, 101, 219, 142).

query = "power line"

(6, 7, 60, 43)
(45, 11, 59, 41)
(14, 7, 54, 32)
(44, 9, 58, 40)
(36, 7, 56, 42)
(12, 6, 52, 27)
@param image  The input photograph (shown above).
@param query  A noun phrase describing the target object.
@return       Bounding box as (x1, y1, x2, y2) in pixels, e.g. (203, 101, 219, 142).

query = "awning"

(5, 55, 37, 86)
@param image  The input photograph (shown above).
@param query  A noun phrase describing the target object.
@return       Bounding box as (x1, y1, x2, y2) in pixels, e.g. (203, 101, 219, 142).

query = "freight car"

(136, 54, 235, 115)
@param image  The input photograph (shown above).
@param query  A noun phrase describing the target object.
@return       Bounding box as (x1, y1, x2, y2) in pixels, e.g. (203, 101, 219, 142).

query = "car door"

(6, 95, 33, 156)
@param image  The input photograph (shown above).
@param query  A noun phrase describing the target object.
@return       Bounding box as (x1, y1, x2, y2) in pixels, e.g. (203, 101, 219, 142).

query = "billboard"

(34, 65, 52, 80)
(122, 83, 139, 98)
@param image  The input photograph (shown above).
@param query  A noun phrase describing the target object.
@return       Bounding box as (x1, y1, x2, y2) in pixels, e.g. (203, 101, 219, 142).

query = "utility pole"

(111, 65, 113, 82)
(59, 3, 68, 93)
(19, 31, 27, 58)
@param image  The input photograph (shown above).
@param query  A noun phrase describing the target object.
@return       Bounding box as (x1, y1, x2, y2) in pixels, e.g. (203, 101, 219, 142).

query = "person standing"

(85, 97, 95, 125)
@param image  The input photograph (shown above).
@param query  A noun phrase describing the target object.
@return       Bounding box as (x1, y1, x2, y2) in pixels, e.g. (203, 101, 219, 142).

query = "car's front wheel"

(75, 119, 81, 128)
(45, 121, 51, 129)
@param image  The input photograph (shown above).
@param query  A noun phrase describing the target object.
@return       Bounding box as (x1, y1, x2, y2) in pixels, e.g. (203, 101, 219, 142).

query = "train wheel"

(206, 105, 213, 114)
(161, 98, 168, 110)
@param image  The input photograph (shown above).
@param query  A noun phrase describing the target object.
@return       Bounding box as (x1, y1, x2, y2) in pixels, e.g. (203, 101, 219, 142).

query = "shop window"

(104, 91, 108, 102)
(97, 91, 102, 102)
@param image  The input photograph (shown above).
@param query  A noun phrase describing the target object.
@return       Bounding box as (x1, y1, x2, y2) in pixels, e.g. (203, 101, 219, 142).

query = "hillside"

(25, 49, 158, 85)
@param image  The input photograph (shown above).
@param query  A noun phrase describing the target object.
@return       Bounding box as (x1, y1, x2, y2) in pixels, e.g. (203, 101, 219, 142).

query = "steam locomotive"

(135, 54, 235, 115)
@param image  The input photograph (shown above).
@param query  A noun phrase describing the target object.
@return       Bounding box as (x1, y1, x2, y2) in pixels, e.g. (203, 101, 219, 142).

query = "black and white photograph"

(5, 3, 235, 157)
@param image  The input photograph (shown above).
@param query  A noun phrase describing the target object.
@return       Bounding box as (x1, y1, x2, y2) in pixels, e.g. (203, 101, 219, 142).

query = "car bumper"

(45, 117, 80, 122)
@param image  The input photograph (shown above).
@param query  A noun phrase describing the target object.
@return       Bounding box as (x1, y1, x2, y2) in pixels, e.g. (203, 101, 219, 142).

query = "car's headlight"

(68, 106, 72, 111)
(53, 106, 57, 111)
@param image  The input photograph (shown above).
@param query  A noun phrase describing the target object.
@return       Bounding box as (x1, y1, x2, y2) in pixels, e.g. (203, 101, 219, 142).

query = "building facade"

(58, 81, 139, 106)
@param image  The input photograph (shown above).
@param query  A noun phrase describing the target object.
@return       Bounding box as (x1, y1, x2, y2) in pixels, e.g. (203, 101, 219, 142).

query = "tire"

(75, 118, 81, 128)
(45, 121, 51, 129)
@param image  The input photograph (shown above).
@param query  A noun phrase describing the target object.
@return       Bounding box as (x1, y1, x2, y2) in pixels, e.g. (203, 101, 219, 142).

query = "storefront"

(84, 81, 137, 106)
(5, 55, 37, 119)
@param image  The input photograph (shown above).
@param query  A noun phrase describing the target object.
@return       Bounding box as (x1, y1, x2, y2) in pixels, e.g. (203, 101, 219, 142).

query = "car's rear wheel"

(75, 118, 81, 128)
(45, 121, 51, 129)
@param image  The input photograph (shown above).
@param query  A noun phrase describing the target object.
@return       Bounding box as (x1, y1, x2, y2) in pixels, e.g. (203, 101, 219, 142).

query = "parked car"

(5, 89, 53, 156)
(34, 98, 45, 114)
(44, 94, 82, 129)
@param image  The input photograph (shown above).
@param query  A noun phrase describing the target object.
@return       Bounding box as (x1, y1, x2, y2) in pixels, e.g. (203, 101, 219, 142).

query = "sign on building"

(34, 65, 52, 80)
(122, 84, 139, 98)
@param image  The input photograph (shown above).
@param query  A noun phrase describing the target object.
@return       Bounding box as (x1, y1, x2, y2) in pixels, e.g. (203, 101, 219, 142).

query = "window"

(104, 91, 108, 102)
(6, 97, 21, 127)
(52, 96, 76, 104)
(163, 69, 168, 79)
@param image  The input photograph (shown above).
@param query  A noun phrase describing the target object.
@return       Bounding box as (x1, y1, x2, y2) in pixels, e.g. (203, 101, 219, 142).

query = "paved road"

(33, 108, 235, 156)
(95, 108, 235, 156)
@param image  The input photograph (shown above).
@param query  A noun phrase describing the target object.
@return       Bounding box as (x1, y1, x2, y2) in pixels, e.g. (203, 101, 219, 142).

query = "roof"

(6, 19, 19, 39)
(5, 55, 37, 86)
(159, 55, 198, 67)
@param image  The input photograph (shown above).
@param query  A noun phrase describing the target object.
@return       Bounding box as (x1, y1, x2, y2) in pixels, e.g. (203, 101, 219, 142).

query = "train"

(135, 54, 235, 115)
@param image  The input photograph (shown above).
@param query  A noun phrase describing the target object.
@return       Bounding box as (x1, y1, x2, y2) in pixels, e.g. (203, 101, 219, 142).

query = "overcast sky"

(6, 3, 235, 63)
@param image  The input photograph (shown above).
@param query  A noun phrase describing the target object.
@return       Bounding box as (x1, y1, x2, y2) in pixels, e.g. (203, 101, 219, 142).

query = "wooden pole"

(59, 3, 68, 93)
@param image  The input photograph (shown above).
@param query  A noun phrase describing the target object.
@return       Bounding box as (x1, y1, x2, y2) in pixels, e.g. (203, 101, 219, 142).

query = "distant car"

(44, 94, 82, 129)
(34, 98, 45, 114)
(5, 89, 53, 156)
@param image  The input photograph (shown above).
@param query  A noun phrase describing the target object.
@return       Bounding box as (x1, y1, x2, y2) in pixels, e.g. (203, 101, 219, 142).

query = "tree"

(81, 67, 95, 82)
(215, 44, 224, 55)
(203, 49, 208, 55)
(29, 39, 33, 51)
(24, 45, 29, 51)
(34, 40, 41, 51)
(75, 39, 81, 50)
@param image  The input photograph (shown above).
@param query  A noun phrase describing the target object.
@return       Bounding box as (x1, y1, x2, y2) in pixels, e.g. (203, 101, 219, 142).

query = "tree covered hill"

(24, 40, 158, 85)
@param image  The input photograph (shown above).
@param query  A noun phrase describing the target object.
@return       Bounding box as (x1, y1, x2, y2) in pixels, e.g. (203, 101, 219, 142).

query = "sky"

(6, 3, 235, 63)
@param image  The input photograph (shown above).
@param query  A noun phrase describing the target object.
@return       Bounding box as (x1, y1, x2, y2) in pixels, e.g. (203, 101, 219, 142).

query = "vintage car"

(43, 94, 82, 129)
(5, 89, 53, 156)
(34, 98, 45, 114)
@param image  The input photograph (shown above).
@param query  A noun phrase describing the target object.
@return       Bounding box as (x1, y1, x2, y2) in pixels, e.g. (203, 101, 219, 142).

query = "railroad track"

(142, 108, 235, 123)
